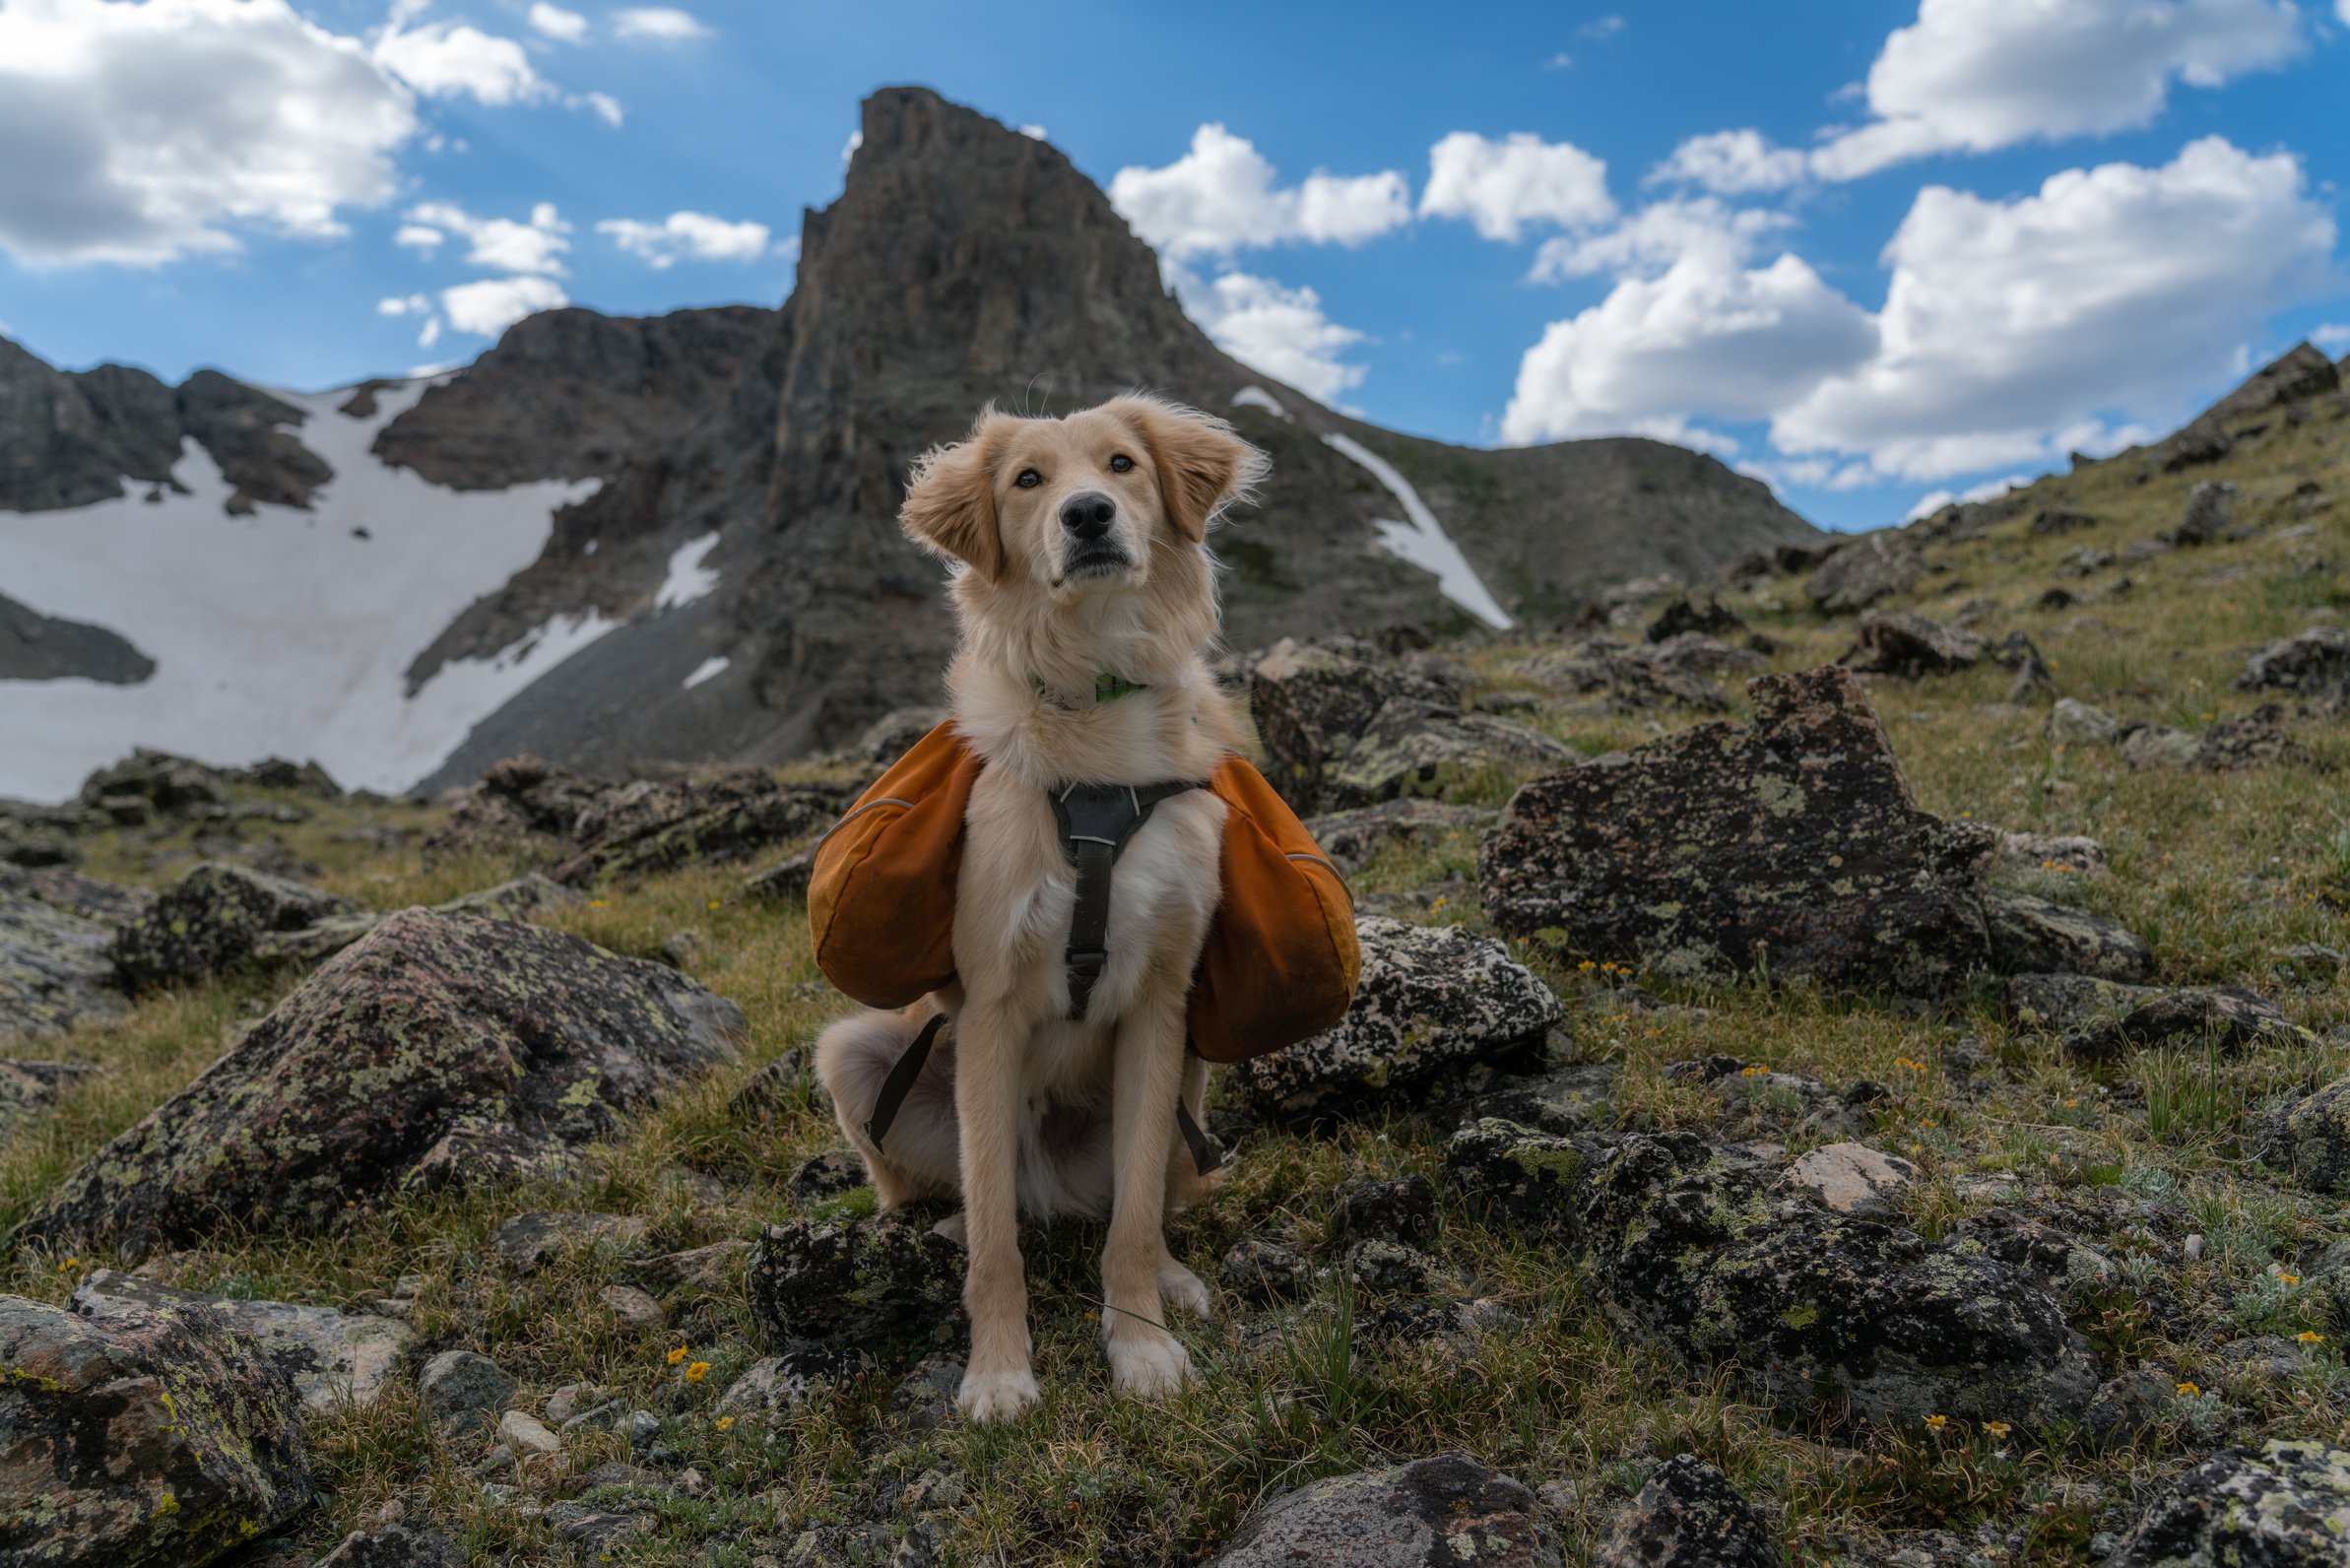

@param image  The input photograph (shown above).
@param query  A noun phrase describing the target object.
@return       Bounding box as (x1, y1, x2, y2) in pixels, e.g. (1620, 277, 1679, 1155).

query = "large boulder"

(69, 1270, 411, 1416)
(1206, 1452, 1560, 1568)
(745, 1212, 966, 1348)
(1846, 612, 1983, 679)
(418, 753, 607, 870)
(14, 910, 743, 1258)
(0, 866, 133, 1045)
(1580, 1133, 2100, 1431)
(1592, 1455, 1782, 1568)
(1480, 667, 1995, 996)
(0, 1293, 310, 1568)
(108, 863, 362, 994)
(2110, 1439, 2350, 1568)
(2237, 627, 2350, 713)
(1232, 917, 1564, 1124)
(1250, 638, 1461, 813)
(1807, 534, 1923, 615)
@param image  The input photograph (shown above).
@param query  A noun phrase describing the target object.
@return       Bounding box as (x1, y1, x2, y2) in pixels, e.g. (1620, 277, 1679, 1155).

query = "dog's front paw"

(956, 1365, 1039, 1423)
(1106, 1331, 1193, 1400)
(1157, 1260, 1213, 1320)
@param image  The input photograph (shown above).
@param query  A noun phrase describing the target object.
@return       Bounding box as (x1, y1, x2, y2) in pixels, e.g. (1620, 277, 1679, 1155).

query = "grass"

(4, 391, 2350, 1563)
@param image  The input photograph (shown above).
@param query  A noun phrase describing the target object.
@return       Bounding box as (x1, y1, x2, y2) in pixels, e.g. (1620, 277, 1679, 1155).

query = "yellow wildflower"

(2280, 1273, 2302, 1286)
(666, 1345, 690, 1366)
(1578, 959, 1597, 973)
(1923, 1413, 1948, 1432)
(707, 899, 721, 910)
(2300, 1331, 2324, 1345)
(685, 1361, 710, 1384)
(590, 898, 610, 909)
(715, 1414, 736, 1430)
(2177, 1381, 2200, 1397)
(1983, 1420, 2010, 1440)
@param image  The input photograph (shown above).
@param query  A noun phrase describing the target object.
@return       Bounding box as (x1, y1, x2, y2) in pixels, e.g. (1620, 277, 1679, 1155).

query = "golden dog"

(816, 395, 1267, 1421)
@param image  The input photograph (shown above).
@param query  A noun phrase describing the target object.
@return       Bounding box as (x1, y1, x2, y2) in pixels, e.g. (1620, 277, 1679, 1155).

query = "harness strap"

(1176, 1098, 1226, 1177)
(864, 1011, 947, 1149)
(1050, 779, 1202, 1022)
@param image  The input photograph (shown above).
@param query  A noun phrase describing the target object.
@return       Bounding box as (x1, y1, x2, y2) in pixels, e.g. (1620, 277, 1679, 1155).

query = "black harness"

(862, 777, 1225, 1176)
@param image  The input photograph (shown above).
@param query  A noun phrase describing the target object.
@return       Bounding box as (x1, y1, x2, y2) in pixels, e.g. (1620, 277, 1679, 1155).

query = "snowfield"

(0, 380, 607, 802)
(1321, 432, 1513, 630)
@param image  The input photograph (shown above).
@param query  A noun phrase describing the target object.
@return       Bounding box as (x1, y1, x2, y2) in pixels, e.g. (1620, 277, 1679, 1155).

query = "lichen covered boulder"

(1847, 611, 1983, 679)
(1302, 799, 1495, 879)
(2005, 973, 2314, 1060)
(14, 909, 743, 1259)
(0, 1293, 310, 1568)
(1983, 888, 2153, 982)
(1323, 700, 1573, 811)
(1249, 637, 1456, 813)
(2111, 1439, 2350, 1568)
(745, 1213, 966, 1349)
(1232, 917, 1564, 1124)
(1206, 1452, 1561, 1568)
(1, 866, 137, 1045)
(2260, 1078, 2350, 1195)
(2237, 627, 2350, 713)
(1480, 667, 1996, 996)
(1444, 1118, 1600, 1241)
(1592, 1454, 1782, 1568)
(70, 1270, 411, 1416)
(107, 862, 361, 994)
(1807, 534, 1923, 614)
(1580, 1133, 2099, 1431)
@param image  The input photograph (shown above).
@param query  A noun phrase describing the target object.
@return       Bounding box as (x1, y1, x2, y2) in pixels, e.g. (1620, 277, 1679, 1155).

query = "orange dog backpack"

(808, 722, 1359, 1065)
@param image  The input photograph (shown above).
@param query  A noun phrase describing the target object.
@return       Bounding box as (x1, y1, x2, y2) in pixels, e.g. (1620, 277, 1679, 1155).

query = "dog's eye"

(1014, 469, 1042, 489)
(1109, 453, 1135, 474)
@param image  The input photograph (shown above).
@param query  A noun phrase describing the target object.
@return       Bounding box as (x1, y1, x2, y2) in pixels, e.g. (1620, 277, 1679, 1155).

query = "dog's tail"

(815, 1004, 955, 1207)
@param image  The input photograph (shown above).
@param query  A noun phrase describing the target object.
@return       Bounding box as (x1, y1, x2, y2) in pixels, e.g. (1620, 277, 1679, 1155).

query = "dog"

(816, 394, 1268, 1422)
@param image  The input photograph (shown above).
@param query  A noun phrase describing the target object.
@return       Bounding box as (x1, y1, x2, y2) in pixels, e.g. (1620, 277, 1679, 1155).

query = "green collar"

(1029, 670, 1149, 707)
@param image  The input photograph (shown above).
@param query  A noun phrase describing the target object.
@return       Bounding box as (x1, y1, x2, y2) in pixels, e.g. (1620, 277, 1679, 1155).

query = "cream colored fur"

(816, 396, 1267, 1423)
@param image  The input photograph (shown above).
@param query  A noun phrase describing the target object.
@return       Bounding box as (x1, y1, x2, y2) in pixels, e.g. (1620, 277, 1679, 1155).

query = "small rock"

(717, 1341, 872, 1423)
(1221, 1237, 1312, 1304)
(544, 1383, 593, 1424)
(108, 862, 362, 993)
(2120, 724, 2204, 770)
(1646, 595, 1746, 642)
(497, 1408, 561, 1458)
(886, 1353, 964, 1434)
(544, 1502, 653, 1552)
(788, 1148, 868, 1206)
(70, 1269, 413, 1416)
(899, 1468, 967, 1512)
(417, 1348, 515, 1434)
(2237, 626, 2350, 713)
(2047, 696, 2122, 748)
(2007, 973, 2315, 1060)
(2276, 944, 2346, 983)
(1591, 1454, 1782, 1568)
(745, 847, 817, 902)
(1333, 1175, 1438, 1247)
(1444, 1118, 1599, 1241)
(1207, 1452, 1561, 1568)
(1847, 611, 1984, 678)
(1983, 888, 2153, 982)
(492, 1210, 650, 1272)
(312, 1524, 466, 1567)
(624, 1239, 750, 1294)
(2174, 481, 2239, 547)
(600, 1283, 665, 1330)
(1233, 917, 1562, 1124)
(1300, 799, 1496, 880)
(1996, 830, 2109, 877)
(745, 1213, 966, 1348)
(1777, 1143, 1918, 1219)
(1808, 535, 1925, 615)
(2032, 508, 2098, 536)
(1347, 1239, 1439, 1295)
(2110, 1439, 2350, 1567)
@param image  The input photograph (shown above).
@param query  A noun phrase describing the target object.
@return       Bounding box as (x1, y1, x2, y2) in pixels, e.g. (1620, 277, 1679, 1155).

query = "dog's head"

(898, 395, 1266, 604)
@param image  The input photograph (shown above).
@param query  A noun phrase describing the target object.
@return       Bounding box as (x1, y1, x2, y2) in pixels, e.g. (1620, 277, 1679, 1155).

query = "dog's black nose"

(1060, 491, 1116, 540)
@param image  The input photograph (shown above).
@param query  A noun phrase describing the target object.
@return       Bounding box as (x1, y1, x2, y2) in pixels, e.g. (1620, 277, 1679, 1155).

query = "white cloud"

(527, 3, 586, 41)
(393, 223, 443, 253)
(2315, 323, 2350, 354)
(371, 18, 547, 105)
(1542, 51, 1572, 70)
(441, 274, 565, 337)
(0, 0, 418, 266)
(1813, 0, 2304, 180)
(377, 292, 429, 316)
(1531, 197, 1791, 282)
(1648, 129, 1809, 196)
(1109, 124, 1410, 259)
(1903, 473, 2031, 520)
(1017, 123, 1048, 141)
(1171, 266, 1369, 404)
(406, 199, 570, 274)
(1501, 248, 1878, 446)
(1419, 131, 1613, 242)
(1580, 15, 1624, 39)
(612, 7, 709, 40)
(596, 210, 772, 268)
(579, 91, 621, 127)
(1776, 138, 2339, 479)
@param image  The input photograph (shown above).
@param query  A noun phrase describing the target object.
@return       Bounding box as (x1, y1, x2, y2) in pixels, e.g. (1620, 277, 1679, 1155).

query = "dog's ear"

(1117, 397, 1268, 544)
(900, 412, 1009, 580)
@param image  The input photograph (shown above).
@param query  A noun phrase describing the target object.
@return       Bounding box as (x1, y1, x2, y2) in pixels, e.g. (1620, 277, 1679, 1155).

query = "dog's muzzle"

(1054, 490, 1133, 581)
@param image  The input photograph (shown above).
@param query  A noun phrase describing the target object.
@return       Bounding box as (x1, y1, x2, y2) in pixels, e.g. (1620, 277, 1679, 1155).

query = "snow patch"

(0, 378, 606, 801)
(1230, 385, 1291, 420)
(1321, 432, 1513, 629)
(654, 530, 721, 610)
(682, 655, 730, 689)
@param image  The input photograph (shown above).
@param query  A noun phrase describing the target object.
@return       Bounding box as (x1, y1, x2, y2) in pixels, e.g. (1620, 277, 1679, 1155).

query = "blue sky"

(2, 0, 2345, 531)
